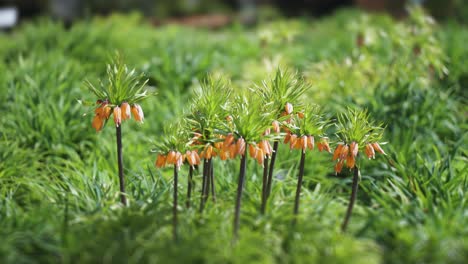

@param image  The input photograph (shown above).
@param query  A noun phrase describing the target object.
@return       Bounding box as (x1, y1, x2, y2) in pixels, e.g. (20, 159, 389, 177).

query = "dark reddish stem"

(199, 158, 209, 213)
(233, 153, 247, 239)
(116, 126, 127, 206)
(186, 166, 193, 208)
(210, 160, 216, 203)
(341, 166, 360, 232)
(266, 141, 279, 199)
(173, 165, 179, 241)
(292, 150, 306, 225)
(261, 157, 269, 214)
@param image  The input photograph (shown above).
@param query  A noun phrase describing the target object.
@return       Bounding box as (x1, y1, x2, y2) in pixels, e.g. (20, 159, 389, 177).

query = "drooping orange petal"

(323, 141, 331, 153)
(175, 152, 183, 168)
(103, 105, 112, 119)
(284, 133, 291, 144)
(351, 142, 359, 157)
(297, 112, 305, 119)
(256, 148, 264, 166)
(236, 138, 246, 156)
(205, 145, 213, 160)
(155, 154, 166, 168)
(307, 136, 314, 150)
(223, 133, 234, 148)
(365, 144, 375, 159)
(113, 106, 122, 127)
(193, 151, 201, 165)
(335, 159, 344, 173)
(260, 140, 272, 156)
(214, 142, 223, 150)
(219, 150, 228, 160)
(346, 154, 355, 168)
(339, 145, 349, 160)
(229, 144, 237, 159)
(301, 136, 308, 152)
(317, 142, 323, 152)
(333, 144, 343, 160)
(92, 115, 105, 132)
(185, 150, 193, 166)
(166, 151, 176, 165)
(249, 143, 257, 158)
(131, 104, 144, 123)
(121, 102, 131, 120)
(372, 142, 386, 155)
(289, 134, 298, 150)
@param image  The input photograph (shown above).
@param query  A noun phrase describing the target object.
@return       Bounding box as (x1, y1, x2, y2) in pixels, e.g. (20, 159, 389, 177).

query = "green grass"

(0, 8, 467, 264)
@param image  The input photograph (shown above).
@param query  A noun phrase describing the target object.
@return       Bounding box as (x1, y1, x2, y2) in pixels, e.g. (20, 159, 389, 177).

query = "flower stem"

(210, 160, 216, 203)
(199, 159, 210, 213)
(205, 159, 212, 203)
(186, 166, 193, 208)
(341, 166, 360, 232)
(233, 154, 247, 239)
(173, 165, 179, 241)
(116, 126, 127, 206)
(266, 141, 279, 199)
(292, 151, 306, 225)
(260, 157, 269, 214)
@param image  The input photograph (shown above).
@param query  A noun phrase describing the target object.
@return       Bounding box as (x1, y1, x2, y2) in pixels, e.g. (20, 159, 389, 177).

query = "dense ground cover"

(0, 7, 467, 264)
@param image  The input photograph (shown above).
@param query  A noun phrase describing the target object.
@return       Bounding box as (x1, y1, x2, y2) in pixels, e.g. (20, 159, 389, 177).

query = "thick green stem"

(266, 141, 279, 199)
(116, 126, 127, 206)
(341, 166, 360, 232)
(292, 151, 306, 225)
(173, 165, 179, 241)
(260, 157, 269, 214)
(233, 154, 247, 239)
(186, 166, 193, 208)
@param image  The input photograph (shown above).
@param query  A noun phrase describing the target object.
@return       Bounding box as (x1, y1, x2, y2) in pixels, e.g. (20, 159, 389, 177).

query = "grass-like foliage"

(0, 6, 467, 264)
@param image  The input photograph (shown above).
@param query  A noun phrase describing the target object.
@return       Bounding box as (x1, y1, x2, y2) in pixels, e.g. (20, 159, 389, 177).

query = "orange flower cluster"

(333, 142, 385, 173)
(155, 150, 201, 169)
(317, 137, 332, 153)
(364, 143, 385, 159)
(284, 133, 330, 154)
(92, 100, 144, 132)
(215, 134, 247, 161)
(249, 140, 273, 166)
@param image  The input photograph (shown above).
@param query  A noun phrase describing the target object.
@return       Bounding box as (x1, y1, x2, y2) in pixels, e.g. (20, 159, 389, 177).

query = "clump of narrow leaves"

(84, 55, 154, 205)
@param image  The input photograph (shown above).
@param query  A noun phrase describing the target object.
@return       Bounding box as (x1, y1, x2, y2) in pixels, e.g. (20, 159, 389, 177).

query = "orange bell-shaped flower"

(121, 102, 131, 120)
(236, 138, 246, 156)
(113, 106, 122, 127)
(155, 154, 167, 168)
(372, 142, 385, 155)
(92, 115, 105, 132)
(131, 104, 144, 123)
(333, 144, 343, 160)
